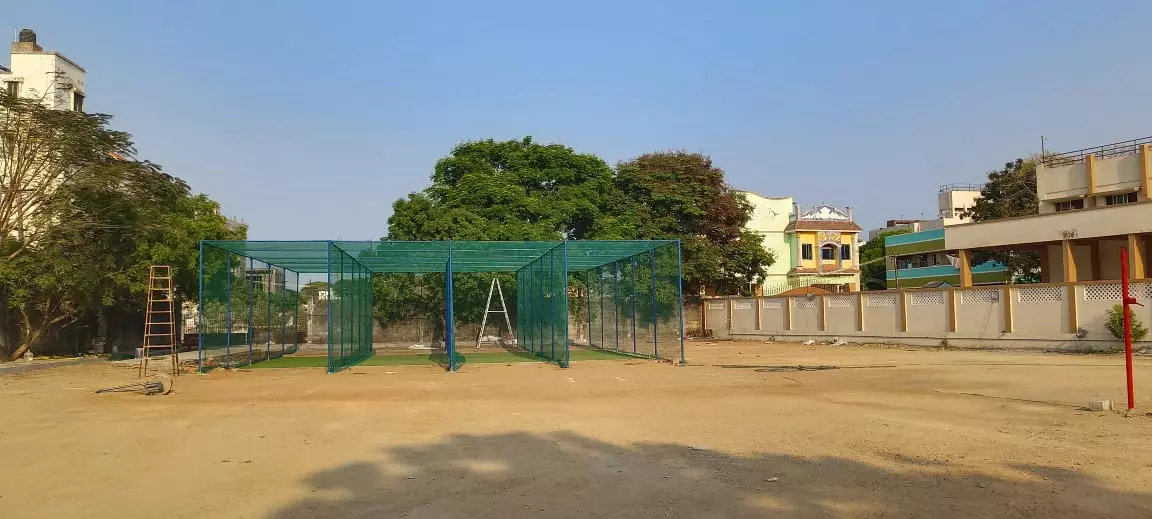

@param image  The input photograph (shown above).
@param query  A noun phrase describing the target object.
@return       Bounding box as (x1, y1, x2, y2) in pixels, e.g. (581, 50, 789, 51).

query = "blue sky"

(8, 1, 1152, 239)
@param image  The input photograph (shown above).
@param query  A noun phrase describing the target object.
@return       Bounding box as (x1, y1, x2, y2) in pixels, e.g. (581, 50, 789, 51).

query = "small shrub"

(1105, 304, 1148, 341)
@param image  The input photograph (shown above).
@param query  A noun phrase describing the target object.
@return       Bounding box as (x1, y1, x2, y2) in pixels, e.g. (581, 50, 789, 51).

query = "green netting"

(198, 240, 683, 372)
(197, 245, 302, 370)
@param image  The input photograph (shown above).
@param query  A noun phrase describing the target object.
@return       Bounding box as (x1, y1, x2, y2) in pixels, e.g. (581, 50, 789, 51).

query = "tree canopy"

(0, 91, 242, 360)
(609, 151, 773, 295)
(962, 158, 1040, 282)
(378, 139, 775, 333)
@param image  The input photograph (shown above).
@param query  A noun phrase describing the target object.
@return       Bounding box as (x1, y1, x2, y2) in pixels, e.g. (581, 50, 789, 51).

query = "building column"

(1127, 234, 1147, 279)
(1039, 245, 1051, 283)
(1061, 239, 1078, 282)
(1085, 154, 1097, 205)
(958, 249, 973, 287)
(1089, 240, 1101, 281)
(1142, 144, 1152, 201)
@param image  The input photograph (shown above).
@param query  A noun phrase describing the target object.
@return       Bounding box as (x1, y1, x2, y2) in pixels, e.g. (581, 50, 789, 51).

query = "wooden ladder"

(139, 265, 179, 377)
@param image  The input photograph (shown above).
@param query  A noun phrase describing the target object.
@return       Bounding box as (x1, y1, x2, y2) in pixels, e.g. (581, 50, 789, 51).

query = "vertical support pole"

(586, 270, 593, 347)
(246, 257, 254, 367)
(562, 241, 570, 367)
(599, 265, 606, 349)
(548, 249, 555, 362)
(197, 241, 204, 373)
(614, 261, 621, 351)
(265, 264, 272, 356)
(280, 268, 287, 355)
(225, 253, 232, 367)
(631, 256, 638, 354)
(446, 241, 456, 371)
(784, 296, 792, 331)
(1089, 240, 1102, 281)
(650, 249, 658, 357)
(294, 274, 300, 351)
(675, 240, 685, 365)
(1121, 247, 1137, 410)
(326, 242, 333, 373)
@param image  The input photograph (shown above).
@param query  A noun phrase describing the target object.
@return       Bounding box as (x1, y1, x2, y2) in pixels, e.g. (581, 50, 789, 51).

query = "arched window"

(820, 244, 837, 261)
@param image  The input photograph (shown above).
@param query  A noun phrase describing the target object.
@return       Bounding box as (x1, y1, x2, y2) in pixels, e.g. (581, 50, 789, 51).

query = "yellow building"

(784, 205, 862, 292)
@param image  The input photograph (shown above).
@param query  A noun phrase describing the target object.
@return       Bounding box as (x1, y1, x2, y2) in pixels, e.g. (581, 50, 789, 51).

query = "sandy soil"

(2, 341, 1151, 518)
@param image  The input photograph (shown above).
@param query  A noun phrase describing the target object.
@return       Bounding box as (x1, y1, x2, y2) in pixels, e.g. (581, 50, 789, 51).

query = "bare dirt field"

(2, 341, 1151, 518)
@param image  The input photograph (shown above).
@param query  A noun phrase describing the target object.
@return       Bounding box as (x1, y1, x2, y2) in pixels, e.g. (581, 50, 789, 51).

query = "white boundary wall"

(698, 282, 1152, 351)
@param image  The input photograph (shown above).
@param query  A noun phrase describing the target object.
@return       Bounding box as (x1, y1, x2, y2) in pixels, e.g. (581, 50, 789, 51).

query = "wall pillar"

(1067, 283, 1079, 334)
(958, 249, 973, 287)
(818, 295, 827, 331)
(1127, 234, 1147, 279)
(1142, 144, 1152, 201)
(899, 291, 909, 332)
(1086, 153, 1097, 197)
(784, 297, 792, 331)
(947, 288, 958, 332)
(856, 293, 865, 331)
(754, 297, 762, 331)
(1001, 286, 1014, 333)
(1061, 239, 1078, 282)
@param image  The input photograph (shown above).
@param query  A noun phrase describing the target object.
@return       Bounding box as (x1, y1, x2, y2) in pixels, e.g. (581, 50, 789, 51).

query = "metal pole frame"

(631, 255, 638, 354)
(294, 273, 300, 353)
(197, 241, 204, 373)
(599, 265, 605, 349)
(650, 248, 658, 357)
(446, 241, 456, 371)
(246, 256, 254, 367)
(225, 252, 232, 368)
(1121, 247, 1138, 410)
(280, 267, 288, 356)
(265, 264, 273, 357)
(614, 260, 620, 351)
(562, 241, 570, 368)
(326, 241, 333, 373)
(585, 270, 593, 348)
(676, 239, 686, 365)
(549, 248, 556, 362)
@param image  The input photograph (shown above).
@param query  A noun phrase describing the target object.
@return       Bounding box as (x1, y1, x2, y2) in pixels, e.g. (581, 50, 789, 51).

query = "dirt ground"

(2, 341, 1151, 518)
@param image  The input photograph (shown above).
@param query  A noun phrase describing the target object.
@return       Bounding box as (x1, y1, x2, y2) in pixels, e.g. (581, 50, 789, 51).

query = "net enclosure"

(198, 240, 684, 373)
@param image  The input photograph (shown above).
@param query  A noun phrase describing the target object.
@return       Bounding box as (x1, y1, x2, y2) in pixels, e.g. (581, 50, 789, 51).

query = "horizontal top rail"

(1043, 136, 1152, 167)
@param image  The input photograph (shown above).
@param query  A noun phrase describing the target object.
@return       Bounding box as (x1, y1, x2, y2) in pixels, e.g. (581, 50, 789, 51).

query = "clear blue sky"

(9, 1, 1152, 239)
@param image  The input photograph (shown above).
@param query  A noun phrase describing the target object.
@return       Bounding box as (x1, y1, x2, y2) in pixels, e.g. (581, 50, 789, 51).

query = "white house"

(1, 29, 86, 110)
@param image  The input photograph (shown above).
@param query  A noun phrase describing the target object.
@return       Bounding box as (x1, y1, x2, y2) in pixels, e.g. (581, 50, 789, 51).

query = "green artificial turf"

(250, 347, 637, 369)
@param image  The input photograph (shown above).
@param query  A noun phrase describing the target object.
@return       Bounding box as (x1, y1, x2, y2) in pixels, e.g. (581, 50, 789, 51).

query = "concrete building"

(739, 192, 794, 292)
(946, 136, 1152, 285)
(867, 184, 981, 240)
(784, 204, 862, 292)
(884, 229, 1008, 288)
(1, 29, 86, 110)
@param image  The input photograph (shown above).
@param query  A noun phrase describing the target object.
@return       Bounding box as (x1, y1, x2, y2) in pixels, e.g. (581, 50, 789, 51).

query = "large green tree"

(381, 137, 613, 333)
(0, 94, 242, 359)
(608, 151, 774, 296)
(962, 158, 1040, 282)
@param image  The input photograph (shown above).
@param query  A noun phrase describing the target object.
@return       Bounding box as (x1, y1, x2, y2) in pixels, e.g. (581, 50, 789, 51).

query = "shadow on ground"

(269, 431, 1151, 518)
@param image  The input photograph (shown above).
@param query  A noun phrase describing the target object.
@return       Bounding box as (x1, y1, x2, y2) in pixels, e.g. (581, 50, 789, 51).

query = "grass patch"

(250, 347, 636, 369)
